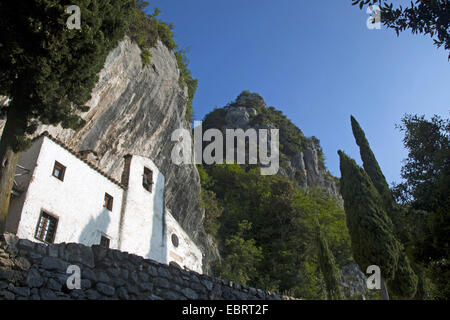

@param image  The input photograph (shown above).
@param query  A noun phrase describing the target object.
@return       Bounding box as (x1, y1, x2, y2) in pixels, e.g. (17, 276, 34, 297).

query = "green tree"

(199, 161, 353, 299)
(351, 0, 450, 58)
(199, 97, 354, 299)
(388, 252, 418, 299)
(348, 117, 419, 299)
(315, 221, 344, 300)
(0, 0, 136, 232)
(338, 150, 400, 300)
(392, 114, 449, 299)
(216, 220, 263, 286)
(351, 116, 395, 213)
(199, 189, 222, 238)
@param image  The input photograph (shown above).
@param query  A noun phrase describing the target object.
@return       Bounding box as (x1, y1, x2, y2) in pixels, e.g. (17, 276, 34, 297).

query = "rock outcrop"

(202, 97, 341, 198)
(0, 37, 217, 274)
(339, 263, 368, 299)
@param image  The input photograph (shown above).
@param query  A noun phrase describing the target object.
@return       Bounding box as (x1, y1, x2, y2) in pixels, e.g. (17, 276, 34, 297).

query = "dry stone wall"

(0, 234, 292, 301)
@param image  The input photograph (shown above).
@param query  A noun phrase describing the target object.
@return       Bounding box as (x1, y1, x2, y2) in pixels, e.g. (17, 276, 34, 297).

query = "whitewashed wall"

(9, 136, 203, 273)
(14, 136, 124, 248)
(119, 156, 167, 263)
(166, 210, 203, 273)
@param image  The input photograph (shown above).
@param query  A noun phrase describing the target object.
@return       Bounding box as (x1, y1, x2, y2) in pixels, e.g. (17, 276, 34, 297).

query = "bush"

(175, 50, 198, 122)
(140, 49, 152, 66)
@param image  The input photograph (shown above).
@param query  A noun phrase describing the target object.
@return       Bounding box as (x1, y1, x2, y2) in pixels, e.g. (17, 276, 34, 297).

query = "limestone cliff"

(1, 37, 217, 274)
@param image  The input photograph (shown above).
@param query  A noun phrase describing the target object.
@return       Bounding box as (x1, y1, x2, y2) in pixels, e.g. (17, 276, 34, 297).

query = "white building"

(6, 132, 202, 273)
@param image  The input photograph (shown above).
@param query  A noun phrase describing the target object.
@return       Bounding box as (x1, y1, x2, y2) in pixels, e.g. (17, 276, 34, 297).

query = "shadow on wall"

(148, 171, 167, 264)
(78, 209, 111, 247)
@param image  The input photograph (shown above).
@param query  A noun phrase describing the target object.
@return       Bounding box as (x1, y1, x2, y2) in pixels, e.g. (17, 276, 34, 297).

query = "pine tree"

(315, 222, 343, 300)
(0, 1, 136, 232)
(338, 150, 400, 299)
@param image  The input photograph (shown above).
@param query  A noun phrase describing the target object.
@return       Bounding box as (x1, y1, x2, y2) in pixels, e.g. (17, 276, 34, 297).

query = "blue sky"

(147, 0, 449, 184)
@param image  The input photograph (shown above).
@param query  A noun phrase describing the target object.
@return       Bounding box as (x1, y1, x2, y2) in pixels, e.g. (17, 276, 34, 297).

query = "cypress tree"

(350, 116, 395, 212)
(349, 116, 418, 299)
(388, 251, 418, 299)
(338, 150, 400, 299)
(315, 222, 343, 300)
(0, 0, 136, 232)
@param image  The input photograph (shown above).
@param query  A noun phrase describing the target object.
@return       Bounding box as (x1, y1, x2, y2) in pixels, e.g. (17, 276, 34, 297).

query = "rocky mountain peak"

(203, 92, 341, 198)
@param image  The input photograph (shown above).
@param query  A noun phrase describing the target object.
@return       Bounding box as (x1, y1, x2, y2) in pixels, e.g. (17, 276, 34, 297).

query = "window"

(171, 234, 179, 247)
(35, 211, 58, 244)
(100, 235, 110, 249)
(52, 161, 66, 181)
(104, 193, 113, 211)
(143, 167, 153, 192)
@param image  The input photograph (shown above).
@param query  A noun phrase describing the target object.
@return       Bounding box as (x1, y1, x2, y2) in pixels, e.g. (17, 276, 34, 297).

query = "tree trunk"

(0, 112, 23, 234)
(381, 276, 390, 300)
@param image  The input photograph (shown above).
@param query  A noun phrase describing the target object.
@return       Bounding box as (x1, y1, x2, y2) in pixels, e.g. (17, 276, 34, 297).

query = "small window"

(100, 236, 110, 249)
(104, 193, 113, 211)
(143, 167, 153, 192)
(35, 211, 58, 244)
(171, 234, 179, 247)
(52, 161, 66, 181)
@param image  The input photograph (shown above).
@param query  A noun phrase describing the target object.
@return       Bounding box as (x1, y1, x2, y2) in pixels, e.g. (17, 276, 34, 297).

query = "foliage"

(315, 223, 344, 300)
(0, 0, 136, 137)
(199, 97, 350, 299)
(388, 251, 418, 299)
(175, 50, 198, 122)
(127, 1, 175, 52)
(412, 264, 436, 300)
(392, 114, 449, 299)
(140, 49, 152, 66)
(342, 116, 427, 299)
(215, 220, 263, 286)
(351, 0, 450, 58)
(393, 115, 449, 217)
(199, 164, 351, 299)
(429, 258, 450, 299)
(351, 116, 395, 213)
(294, 259, 327, 300)
(251, 107, 309, 157)
(202, 107, 228, 131)
(338, 151, 401, 283)
(311, 136, 326, 169)
(200, 189, 222, 238)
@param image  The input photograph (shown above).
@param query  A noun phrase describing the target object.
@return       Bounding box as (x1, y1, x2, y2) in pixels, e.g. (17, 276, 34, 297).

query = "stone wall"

(0, 234, 292, 300)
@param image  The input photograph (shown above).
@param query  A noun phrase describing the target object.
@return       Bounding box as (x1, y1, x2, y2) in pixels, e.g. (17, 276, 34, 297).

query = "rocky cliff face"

(1, 37, 217, 274)
(203, 99, 341, 198)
